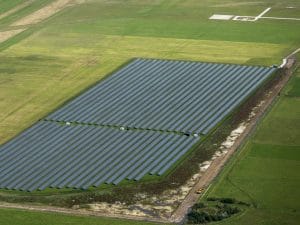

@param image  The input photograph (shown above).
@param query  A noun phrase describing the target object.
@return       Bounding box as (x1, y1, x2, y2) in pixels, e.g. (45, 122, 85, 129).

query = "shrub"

(192, 202, 206, 209)
(220, 198, 236, 204)
(187, 201, 241, 224)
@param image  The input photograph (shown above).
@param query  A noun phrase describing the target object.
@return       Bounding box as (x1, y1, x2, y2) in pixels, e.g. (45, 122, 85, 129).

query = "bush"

(192, 202, 206, 209)
(188, 211, 208, 224)
(237, 200, 251, 206)
(187, 201, 241, 224)
(206, 197, 237, 204)
(220, 198, 236, 204)
(206, 197, 217, 201)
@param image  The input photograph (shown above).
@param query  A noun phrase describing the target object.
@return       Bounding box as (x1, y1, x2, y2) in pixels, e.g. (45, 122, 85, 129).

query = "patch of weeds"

(207, 197, 251, 206)
(187, 198, 246, 224)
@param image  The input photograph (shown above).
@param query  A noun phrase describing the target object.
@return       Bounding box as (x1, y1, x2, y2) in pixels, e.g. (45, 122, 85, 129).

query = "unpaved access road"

(0, 0, 84, 44)
(0, 29, 26, 43)
(11, 0, 80, 26)
(170, 62, 296, 224)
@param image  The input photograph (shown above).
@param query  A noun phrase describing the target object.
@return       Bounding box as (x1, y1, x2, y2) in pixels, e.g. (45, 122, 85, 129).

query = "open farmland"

(0, 208, 161, 225)
(0, 0, 299, 224)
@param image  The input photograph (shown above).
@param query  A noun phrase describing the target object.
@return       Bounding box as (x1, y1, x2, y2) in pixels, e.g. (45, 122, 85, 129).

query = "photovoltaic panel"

(46, 58, 276, 134)
(0, 121, 198, 191)
(0, 59, 277, 191)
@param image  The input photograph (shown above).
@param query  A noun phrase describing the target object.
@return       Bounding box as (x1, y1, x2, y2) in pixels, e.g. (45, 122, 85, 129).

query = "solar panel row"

(0, 121, 198, 191)
(0, 59, 277, 191)
(46, 58, 276, 134)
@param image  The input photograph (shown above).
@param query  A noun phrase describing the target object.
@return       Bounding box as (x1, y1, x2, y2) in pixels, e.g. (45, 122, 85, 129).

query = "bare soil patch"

(11, 0, 78, 26)
(0, 29, 26, 43)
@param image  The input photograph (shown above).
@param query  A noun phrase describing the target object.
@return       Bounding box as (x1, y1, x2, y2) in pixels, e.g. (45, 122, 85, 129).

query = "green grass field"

(1, 0, 299, 145)
(0, 208, 163, 225)
(0, 0, 299, 224)
(0, 0, 25, 15)
(203, 68, 300, 225)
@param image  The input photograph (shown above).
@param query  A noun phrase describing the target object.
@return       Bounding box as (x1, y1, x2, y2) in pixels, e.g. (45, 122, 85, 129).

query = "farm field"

(204, 67, 300, 225)
(0, 0, 299, 224)
(0, 208, 162, 225)
(0, 0, 26, 15)
(1, 0, 299, 145)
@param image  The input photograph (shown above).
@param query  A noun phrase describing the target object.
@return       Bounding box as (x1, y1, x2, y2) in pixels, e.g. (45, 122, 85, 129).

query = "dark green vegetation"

(0, 208, 162, 225)
(203, 66, 300, 224)
(187, 200, 242, 224)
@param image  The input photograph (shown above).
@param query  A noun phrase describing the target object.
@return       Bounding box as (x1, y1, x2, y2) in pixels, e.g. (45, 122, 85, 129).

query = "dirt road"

(170, 63, 296, 224)
(11, 0, 76, 26)
(0, 29, 26, 44)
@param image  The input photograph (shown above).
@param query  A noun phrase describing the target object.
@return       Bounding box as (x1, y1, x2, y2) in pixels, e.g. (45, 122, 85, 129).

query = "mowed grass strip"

(203, 68, 300, 225)
(0, 0, 26, 15)
(0, 0, 54, 28)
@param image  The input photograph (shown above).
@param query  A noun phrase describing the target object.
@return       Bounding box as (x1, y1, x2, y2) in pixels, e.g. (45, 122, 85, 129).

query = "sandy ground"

(0, 29, 26, 43)
(0, 0, 34, 21)
(11, 0, 77, 26)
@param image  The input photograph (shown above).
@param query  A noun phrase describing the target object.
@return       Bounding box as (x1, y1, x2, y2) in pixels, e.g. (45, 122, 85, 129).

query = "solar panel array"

(47, 58, 276, 134)
(0, 59, 276, 191)
(0, 121, 198, 191)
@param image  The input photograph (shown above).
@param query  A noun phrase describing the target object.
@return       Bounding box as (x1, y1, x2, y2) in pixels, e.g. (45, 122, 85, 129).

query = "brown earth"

(0, 29, 26, 43)
(11, 0, 80, 26)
